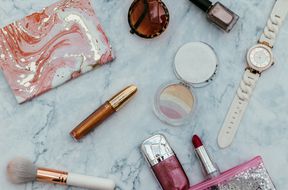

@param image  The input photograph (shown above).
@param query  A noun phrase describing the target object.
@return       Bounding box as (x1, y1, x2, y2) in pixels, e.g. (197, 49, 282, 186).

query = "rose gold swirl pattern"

(0, 0, 113, 103)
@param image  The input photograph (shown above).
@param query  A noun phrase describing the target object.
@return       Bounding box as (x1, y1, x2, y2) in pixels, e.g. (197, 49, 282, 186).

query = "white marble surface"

(0, 0, 288, 189)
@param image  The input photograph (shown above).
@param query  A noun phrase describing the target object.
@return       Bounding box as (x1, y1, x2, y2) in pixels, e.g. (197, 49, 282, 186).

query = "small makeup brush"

(7, 157, 115, 190)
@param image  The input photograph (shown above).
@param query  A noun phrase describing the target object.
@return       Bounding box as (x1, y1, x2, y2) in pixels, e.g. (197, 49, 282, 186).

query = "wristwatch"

(218, 0, 288, 148)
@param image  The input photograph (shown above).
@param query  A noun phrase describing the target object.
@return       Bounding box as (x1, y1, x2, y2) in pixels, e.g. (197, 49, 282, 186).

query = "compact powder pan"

(154, 42, 218, 126)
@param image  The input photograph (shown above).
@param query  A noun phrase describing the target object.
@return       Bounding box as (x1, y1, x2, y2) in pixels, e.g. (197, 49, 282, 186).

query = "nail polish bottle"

(189, 0, 239, 32)
(141, 134, 189, 190)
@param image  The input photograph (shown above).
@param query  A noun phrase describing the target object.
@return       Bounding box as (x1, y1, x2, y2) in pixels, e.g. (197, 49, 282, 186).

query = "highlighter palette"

(0, 0, 113, 103)
(157, 83, 195, 120)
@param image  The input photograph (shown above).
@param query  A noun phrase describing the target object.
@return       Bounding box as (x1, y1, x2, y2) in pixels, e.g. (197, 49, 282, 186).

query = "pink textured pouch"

(189, 156, 276, 190)
(0, 0, 113, 103)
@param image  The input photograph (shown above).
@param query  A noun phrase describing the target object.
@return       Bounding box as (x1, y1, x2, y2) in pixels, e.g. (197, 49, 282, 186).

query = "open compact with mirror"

(154, 42, 218, 126)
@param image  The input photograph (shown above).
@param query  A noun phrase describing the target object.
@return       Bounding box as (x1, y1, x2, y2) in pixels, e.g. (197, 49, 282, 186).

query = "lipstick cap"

(108, 85, 138, 111)
(141, 134, 175, 166)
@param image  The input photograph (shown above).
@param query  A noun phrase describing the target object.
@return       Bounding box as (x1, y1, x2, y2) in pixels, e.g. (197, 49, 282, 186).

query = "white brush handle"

(67, 173, 115, 190)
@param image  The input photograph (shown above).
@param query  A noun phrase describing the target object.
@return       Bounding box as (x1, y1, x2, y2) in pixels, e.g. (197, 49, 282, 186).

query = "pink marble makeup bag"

(0, 0, 113, 103)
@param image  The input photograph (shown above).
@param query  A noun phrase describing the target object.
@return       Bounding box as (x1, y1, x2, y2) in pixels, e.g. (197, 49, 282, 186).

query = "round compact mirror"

(154, 42, 218, 126)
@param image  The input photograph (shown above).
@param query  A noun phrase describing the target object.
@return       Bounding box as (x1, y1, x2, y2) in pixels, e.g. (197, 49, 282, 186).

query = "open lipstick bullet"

(70, 85, 137, 141)
(192, 135, 220, 189)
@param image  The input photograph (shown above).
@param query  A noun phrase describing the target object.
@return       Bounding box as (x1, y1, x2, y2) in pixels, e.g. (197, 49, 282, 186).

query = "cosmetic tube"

(70, 85, 137, 141)
(141, 134, 189, 190)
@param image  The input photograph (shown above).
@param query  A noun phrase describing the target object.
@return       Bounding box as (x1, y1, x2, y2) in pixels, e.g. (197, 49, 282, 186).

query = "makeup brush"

(7, 157, 115, 190)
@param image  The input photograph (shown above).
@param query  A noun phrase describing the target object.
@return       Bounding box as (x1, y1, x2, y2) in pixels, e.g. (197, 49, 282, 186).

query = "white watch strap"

(259, 0, 288, 47)
(218, 70, 260, 148)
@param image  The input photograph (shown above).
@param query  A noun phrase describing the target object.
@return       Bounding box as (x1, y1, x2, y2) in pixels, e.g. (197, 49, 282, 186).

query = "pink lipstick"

(141, 134, 189, 190)
(192, 135, 220, 179)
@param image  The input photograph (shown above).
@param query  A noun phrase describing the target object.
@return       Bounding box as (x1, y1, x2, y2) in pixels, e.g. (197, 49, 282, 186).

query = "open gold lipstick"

(70, 85, 137, 141)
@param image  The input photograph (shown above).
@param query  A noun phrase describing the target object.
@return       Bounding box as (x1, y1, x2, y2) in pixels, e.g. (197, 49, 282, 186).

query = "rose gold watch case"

(246, 44, 274, 73)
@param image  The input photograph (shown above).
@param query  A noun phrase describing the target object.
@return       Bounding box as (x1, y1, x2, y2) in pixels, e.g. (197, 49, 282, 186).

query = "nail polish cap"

(141, 134, 175, 166)
(189, 0, 212, 12)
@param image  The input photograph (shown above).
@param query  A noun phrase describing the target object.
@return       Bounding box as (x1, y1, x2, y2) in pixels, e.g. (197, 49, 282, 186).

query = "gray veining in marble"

(0, 0, 288, 189)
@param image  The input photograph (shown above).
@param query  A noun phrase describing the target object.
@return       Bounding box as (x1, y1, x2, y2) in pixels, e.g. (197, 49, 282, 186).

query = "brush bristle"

(7, 157, 37, 184)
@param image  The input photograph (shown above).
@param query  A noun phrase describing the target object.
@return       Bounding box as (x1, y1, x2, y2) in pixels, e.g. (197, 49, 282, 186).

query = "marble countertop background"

(0, 0, 288, 189)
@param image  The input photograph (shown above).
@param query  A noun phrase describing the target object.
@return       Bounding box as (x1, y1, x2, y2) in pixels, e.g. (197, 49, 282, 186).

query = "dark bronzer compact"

(189, 0, 239, 32)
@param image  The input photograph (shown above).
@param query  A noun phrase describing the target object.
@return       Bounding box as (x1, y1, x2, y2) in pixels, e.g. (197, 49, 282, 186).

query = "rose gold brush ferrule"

(36, 168, 68, 185)
(70, 85, 137, 141)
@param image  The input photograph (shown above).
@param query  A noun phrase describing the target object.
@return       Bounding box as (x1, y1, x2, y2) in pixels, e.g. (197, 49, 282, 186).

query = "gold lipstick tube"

(37, 168, 68, 185)
(70, 85, 137, 141)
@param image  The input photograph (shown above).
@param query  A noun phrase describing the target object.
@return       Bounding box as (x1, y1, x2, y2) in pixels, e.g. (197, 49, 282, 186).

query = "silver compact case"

(154, 42, 218, 126)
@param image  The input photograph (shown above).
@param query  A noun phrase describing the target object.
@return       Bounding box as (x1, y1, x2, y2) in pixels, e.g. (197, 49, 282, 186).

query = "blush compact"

(154, 42, 218, 126)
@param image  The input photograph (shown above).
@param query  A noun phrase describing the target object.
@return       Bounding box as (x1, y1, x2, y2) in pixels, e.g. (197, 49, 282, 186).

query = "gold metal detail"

(258, 41, 273, 48)
(108, 85, 137, 111)
(37, 168, 68, 185)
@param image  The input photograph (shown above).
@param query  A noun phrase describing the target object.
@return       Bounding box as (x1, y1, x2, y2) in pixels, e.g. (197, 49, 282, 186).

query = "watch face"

(247, 44, 273, 71)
